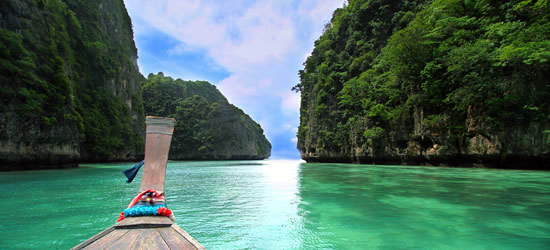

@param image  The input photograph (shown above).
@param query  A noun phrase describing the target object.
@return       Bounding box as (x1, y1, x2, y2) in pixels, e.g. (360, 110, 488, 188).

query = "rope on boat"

(117, 189, 175, 222)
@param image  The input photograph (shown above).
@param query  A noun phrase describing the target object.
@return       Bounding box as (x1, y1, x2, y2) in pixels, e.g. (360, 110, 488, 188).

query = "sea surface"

(0, 160, 549, 249)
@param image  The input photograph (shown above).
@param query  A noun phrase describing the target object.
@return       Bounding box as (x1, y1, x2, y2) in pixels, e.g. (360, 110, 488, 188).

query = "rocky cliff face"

(0, 0, 144, 170)
(143, 73, 271, 160)
(296, 0, 550, 169)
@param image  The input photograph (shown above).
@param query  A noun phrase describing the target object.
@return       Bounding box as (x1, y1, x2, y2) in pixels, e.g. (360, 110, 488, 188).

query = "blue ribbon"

(123, 160, 144, 183)
(123, 205, 166, 217)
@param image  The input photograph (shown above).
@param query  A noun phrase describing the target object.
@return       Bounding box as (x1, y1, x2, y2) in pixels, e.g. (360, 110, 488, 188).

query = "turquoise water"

(1, 160, 549, 249)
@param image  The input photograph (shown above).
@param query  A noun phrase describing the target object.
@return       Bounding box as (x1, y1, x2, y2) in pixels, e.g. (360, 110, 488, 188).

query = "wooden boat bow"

(73, 116, 204, 249)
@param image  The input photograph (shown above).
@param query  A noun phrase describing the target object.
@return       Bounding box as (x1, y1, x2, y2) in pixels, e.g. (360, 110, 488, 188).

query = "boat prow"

(73, 216, 203, 249)
(74, 116, 204, 249)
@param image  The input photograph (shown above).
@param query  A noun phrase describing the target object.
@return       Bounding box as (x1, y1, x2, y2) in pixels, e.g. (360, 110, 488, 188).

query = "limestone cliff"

(296, 0, 550, 169)
(142, 73, 271, 160)
(0, 0, 144, 170)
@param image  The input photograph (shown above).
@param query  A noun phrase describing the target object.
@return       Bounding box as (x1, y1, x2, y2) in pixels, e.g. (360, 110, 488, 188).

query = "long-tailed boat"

(73, 116, 204, 249)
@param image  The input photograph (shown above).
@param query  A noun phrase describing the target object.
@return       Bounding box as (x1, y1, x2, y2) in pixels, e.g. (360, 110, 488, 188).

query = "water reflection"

(296, 163, 550, 249)
(165, 160, 304, 249)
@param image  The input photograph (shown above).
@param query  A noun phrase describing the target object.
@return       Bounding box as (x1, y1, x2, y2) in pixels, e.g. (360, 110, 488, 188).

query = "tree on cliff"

(295, 0, 549, 168)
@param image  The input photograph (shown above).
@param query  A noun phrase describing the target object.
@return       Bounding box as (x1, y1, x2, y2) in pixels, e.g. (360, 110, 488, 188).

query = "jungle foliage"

(142, 73, 271, 159)
(296, 0, 550, 155)
(0, 0, 144, 159)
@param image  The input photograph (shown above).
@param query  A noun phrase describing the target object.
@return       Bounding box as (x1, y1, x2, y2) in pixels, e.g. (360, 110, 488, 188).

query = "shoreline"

(0, 156, 271, 171)
(302, 154, 550, 171)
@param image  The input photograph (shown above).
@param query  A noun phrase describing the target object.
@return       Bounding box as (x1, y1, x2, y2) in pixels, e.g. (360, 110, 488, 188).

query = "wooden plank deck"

(73, 217, 204, 250)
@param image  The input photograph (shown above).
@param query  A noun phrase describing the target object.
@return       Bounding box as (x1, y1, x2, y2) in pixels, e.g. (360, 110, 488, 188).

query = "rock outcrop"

(0, 0, 144, 170)
(142, 73, 271, 160)
(296, 0, 550, 169)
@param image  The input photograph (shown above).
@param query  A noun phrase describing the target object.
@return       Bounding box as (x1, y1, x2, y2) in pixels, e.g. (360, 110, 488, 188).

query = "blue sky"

(124, 0, 344, 159)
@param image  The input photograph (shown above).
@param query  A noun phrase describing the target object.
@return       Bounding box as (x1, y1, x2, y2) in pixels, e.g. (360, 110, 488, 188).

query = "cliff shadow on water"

(296, 163, 550, 248)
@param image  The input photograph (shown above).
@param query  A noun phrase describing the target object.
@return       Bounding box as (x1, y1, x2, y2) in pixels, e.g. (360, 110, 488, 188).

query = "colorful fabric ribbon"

(123, 160, 144, 183)
(117, 189, 174, 222)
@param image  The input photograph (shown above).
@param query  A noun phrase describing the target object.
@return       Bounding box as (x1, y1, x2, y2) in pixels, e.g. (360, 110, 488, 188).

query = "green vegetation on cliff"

(0, 0, 144, 168)
(143, 73, 271, 160)
(296, 0, 550, 168)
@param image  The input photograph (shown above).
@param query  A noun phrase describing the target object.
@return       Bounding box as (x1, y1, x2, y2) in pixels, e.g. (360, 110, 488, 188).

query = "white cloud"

(127, 0, 301, 72)
(166, 43, 197, 55)
(217, 74, 258, 100)
(300, 0, 343, 25)
(280, 92, 301, 112)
